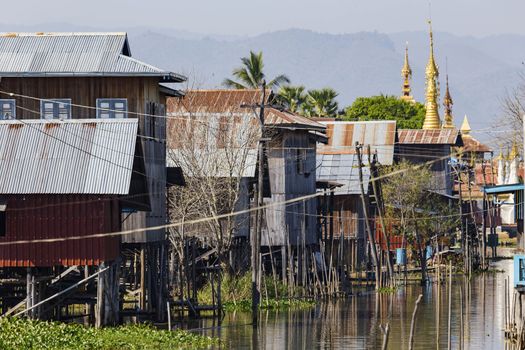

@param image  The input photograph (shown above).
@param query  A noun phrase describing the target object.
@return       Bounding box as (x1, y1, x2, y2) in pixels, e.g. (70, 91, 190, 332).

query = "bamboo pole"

(447, 262, 452, 350)
(381, 323, 390, 350)
(408, 294, 424, 350)
(368, 146, 394, 286)
(459, 283, 464, 350)
(355, 142, 380, 289)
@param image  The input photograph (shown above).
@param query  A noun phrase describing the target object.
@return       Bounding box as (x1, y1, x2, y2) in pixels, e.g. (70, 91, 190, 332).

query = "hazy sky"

(5, 0, 524, 37)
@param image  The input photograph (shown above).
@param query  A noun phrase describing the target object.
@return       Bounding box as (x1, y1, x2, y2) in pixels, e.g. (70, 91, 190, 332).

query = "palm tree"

(223, 51, 290, 89)
(276, 85, 306, 113)
(302, 88, 339, 118)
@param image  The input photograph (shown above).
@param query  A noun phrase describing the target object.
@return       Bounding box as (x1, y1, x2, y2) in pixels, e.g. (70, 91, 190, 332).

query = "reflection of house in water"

(316, 120, 396, 269)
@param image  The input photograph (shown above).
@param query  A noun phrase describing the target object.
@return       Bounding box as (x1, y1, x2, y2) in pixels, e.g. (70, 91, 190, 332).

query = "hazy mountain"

(0, 24, 521, 142)
(126, 28, 524, 142)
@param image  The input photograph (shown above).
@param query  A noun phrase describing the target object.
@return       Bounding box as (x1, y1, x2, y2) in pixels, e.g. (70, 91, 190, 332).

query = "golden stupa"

(442, 74, 454, 128)
(400, 42, 415, 103)
(422, 21, 441, 130)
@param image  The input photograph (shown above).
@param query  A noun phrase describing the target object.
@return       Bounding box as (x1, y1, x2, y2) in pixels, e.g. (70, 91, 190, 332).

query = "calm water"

(188, 258, 512, 349)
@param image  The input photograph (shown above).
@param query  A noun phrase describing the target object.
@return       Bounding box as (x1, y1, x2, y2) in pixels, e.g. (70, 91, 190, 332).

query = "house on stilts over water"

(0, 32, 186, 325)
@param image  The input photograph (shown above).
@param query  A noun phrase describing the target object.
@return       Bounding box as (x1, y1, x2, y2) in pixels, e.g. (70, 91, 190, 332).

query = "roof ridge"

(0, 32, 127, 37)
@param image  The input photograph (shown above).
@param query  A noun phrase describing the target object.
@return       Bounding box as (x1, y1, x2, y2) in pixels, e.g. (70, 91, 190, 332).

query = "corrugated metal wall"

(0, 194, 120, 267)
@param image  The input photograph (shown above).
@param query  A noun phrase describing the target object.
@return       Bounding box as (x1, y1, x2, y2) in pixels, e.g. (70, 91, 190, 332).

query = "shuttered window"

(40, 99, 71, 119)
(0, 99, 15, 120)
(96, 99, 128, 119)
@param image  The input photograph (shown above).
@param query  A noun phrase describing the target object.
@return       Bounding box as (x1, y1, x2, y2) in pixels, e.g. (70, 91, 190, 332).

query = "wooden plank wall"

(0, 77, 168, 243)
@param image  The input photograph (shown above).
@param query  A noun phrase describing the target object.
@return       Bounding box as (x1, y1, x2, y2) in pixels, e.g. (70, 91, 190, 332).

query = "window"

(296, 149, 307, 175)
(0, 99, 15, 119)
(40, 99, 71, 119)
(0, 200, 6, 237)
(97, 98, 128, 119)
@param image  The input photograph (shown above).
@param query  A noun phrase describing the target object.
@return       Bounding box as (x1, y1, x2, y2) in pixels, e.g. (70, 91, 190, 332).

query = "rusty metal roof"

(317, 120, 396, 165)
(168, 89, 268, 113)
(0, 32, 185, 82)
(461, 135, 491, 153)
(397, 128, 462, 145)
(0, 118, 138, 194)
(168, 89, 325, 131)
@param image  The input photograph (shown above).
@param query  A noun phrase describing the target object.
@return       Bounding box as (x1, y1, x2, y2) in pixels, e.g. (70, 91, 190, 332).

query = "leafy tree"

(223, 51, 290, 89)
(380, 160, 459, 284)
(275, 85, 306, 113)
(302, 88, 339, 117)
(343, 95, 425, 129)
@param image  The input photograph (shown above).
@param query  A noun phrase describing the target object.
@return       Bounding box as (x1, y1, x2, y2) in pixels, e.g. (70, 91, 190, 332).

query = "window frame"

(0, 199, 6, 237)
(0, 99, 16, 120)
(96, 98, 128, 119)
(40, 98, 72, 120)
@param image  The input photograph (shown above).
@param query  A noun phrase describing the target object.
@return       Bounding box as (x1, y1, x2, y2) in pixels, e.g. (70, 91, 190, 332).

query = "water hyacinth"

(0, 317, 217, 350)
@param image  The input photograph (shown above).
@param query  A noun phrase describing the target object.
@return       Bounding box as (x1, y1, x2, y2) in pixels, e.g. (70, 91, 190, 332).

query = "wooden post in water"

(356, 142, 380, 289)
(447, 261, 452, 350)
(459, 284, 464, 350)
(408, 294, 423, 350)
(368, 146, 394, 286)
(251, 83, 266, 326)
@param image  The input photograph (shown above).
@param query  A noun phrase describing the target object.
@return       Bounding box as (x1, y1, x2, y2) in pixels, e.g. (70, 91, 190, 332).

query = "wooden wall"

(0, 77, 168, 243)
(262, 130, 318, 246)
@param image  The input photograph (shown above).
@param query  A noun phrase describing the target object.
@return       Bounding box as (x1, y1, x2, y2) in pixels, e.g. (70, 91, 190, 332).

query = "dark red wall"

(0, 195, 121, 267)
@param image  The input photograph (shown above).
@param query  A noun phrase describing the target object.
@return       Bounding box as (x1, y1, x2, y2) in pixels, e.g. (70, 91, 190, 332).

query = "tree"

(275, 85, 306, 113)
(223, 51, 290, 89)
(302, 88, 339, 118)
(344, 95, 425, 129)
(500, 75, 525, 150)
(167, 94, 261, 306)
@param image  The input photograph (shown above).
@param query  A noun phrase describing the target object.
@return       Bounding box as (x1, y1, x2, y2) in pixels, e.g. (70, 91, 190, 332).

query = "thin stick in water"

(409, 294, 424, 350)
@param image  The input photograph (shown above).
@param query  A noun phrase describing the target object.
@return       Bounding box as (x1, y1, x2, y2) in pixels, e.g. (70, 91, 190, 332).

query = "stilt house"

(166, 90, 326, 249)
(0, 32, 185, 324)
(316, 120, 396, 269)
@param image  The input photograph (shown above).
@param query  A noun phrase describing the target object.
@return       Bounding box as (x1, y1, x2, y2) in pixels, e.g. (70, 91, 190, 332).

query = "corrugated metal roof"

(462, 135, 491, 153)
(0, 118, 138, 194)
(398, 128, 461, 145)
(0, 32, 185, 82)
(168, 89, 269, 113)
(316, 153, 370, 195)
(265, 108, 325, 131)
(317, 121, 396, 165)
(168, 90, 326, 131)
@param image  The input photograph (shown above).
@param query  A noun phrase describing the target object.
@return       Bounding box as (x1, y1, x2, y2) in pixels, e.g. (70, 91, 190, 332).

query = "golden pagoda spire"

(442, 74, 454, 128)
(422, 20, 441, 130)
(460, 115, 471, 137)
(509, 140, 519, 160)
(400, 42, 415, 103)
(496, 146, 504, 161)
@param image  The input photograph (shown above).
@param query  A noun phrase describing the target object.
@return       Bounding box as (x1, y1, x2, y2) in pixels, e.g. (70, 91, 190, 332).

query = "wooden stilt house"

(316, 120, 396, 270)
(0, 32, 185, 323)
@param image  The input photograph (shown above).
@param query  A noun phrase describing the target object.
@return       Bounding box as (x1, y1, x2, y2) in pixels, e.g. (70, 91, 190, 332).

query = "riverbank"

(0, 317, 217, 350)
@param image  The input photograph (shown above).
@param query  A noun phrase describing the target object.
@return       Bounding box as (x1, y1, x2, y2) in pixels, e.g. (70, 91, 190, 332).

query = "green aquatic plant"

(0, 317, 217, 350)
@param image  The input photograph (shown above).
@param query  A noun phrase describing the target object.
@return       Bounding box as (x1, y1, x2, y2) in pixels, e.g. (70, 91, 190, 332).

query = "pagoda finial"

(422, 20, 441, 129)
(442, 74, 454, 128)
(400, 42, 415, 103)
(509, 140, 519, 160)
(460, 115, 471, 137)
(496, 145, 504, 160)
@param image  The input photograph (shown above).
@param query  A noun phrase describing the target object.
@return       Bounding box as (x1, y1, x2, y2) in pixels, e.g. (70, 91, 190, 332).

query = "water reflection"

(189, 259, 511, 349)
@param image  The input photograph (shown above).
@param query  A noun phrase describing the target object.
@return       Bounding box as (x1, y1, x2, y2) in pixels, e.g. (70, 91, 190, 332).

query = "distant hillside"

(126, 29, 525, 142)
(0, 23, 521, 141)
